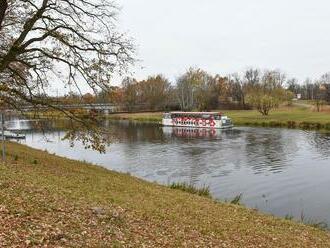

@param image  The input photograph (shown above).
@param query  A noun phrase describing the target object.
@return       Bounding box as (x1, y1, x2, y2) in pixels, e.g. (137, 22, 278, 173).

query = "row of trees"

(287, 74, 330, 102)
(91, 68, 296, 115)
(227, 69, 293, 115)
(57, 68, 330, 116)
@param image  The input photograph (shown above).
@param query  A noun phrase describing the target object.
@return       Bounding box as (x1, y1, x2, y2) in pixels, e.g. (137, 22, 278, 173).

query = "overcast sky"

(116, 0, 330, 84)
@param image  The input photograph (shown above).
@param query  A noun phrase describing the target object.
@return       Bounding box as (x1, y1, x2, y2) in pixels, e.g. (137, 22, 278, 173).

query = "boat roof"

(168, 112, 223, 115)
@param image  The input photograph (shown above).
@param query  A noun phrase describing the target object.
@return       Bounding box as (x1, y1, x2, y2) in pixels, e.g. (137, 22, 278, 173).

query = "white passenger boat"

(162, 112, 234, 129)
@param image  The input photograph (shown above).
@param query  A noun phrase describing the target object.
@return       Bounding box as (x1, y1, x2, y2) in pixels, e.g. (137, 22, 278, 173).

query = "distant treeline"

(53, 68, 330, 114)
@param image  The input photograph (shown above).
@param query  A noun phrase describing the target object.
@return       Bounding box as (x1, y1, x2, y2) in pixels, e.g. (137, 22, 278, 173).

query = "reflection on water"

(307, 132, 330, 159)
(5, 118, 57, 132)
(5, 120, 32, 131)
(163, 126, 228, 139)
(16, 121, 330, 226)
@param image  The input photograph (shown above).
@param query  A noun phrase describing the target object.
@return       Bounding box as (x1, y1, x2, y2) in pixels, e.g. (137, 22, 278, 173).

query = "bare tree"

(139, 75, 172, 110)
(318, 73, 330, 103)
(195, 72, 219, 111)
(244, 68, 260, 86)
(122, 77, 139, 112)
(0, 0, 135, 151)
(262, 70, 286, 89)
(286, 78, 299, 95)
(176, 68, 203, 111)
(228, 73, 246, 108)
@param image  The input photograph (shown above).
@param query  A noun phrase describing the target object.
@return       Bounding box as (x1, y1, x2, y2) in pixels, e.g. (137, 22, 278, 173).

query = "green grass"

(169, 182, 211, 198)
(108, 105, 330, 130)
(0, 142, 330, 247)
(224, 107, 330, 129)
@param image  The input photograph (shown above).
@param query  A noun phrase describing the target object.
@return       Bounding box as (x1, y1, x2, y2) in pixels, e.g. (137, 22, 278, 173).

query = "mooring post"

(1, 112, 5, 163)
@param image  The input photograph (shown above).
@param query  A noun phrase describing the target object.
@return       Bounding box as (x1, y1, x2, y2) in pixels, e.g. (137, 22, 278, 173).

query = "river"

(12, 120, 330, 226)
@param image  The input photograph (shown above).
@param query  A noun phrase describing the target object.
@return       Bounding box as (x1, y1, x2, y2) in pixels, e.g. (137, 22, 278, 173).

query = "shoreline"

(1, 142, 330, 246)
(106, 109, 330, 132)
(25, 105, 330, 131)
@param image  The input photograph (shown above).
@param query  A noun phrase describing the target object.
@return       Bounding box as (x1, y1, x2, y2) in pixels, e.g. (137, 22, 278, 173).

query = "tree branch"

(0, 0, 7, 30)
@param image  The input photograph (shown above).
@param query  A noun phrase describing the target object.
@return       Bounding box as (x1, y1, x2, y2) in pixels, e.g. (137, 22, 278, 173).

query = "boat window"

(202, 114, 210, 119)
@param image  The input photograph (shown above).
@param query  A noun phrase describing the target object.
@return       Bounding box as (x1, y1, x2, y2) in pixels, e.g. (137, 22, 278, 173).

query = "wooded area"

(65, 68, 330, 115)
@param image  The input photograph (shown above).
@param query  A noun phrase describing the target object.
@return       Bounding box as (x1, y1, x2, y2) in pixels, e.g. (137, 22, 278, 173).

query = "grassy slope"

(0, 142, 329, 247)
(108, 105, 330, 130)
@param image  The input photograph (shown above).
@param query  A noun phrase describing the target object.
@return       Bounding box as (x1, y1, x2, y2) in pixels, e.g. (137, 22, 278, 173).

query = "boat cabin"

(162, 112, 233, 129)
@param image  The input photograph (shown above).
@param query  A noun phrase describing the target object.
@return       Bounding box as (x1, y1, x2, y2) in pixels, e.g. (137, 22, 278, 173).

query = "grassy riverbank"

(1, 142, 330, 247)
(108, 112, 163, 123)
(108, 105, 330, 130)
(226, 107, 330, 129)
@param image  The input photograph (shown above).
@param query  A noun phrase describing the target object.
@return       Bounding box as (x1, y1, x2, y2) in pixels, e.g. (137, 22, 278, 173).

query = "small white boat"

(162, 112, 234, 129)
(0, 131, 26, 139)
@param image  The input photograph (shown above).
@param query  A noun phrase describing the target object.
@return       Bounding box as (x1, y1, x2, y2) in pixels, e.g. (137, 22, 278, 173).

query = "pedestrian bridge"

(21, 103, 122, 115)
